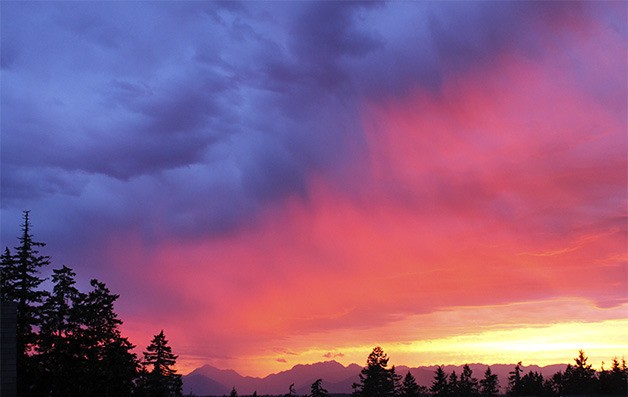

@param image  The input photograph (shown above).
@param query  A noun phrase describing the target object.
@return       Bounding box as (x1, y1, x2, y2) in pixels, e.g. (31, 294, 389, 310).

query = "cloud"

(1, 1, 625, 376)
(276, 358, 287, 363)
(323, 352, 345, 359)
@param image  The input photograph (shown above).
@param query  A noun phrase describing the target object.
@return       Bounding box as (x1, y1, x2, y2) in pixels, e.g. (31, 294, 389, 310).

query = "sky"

(1, 1, 627, 376)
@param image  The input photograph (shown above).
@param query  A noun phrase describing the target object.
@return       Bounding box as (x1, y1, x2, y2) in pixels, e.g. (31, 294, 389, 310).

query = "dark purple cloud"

(1, 1, 624, 263)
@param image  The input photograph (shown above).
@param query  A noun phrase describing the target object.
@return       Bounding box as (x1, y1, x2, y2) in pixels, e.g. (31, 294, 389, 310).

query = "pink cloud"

(104, 6, 626, 375)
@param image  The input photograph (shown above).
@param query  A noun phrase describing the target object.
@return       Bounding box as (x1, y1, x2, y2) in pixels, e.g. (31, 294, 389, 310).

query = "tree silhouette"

(507, 361, 523, 396)
(286, 383, 296, 397)
(430, 366, 449, 397)
(310, 378, 329, 397)
(139, 330, 182, 397)
(35, 266, 83, 395)
(447, 371, 459, 396)
(230, 386, 238, 397)
(459, 364, 479, 396)
(562, 350, 596, 395)
(76, 279, 139, 396)
(0, 247, 17, 300)
(1, 211, 50, 396)
(352, 346, 397, 397)
(479, 366, 499, 396)
(598, 357, 627, 395)
(519, 371, 545, 396)
(399, 371, 423, 397)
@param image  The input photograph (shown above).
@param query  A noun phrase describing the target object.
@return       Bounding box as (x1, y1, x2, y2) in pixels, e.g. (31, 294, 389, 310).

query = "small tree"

(430, 366, 448, 397)
(310, 379, 329, 397)
(400, 371, 421, 397)
(507, 362, 523, 396)
(479, 366, 499, 396)
(286, 383, 296, 397)
(447, 371, 459, 396)
(230, 386, 238, 397)
(140, 330, 182, 397)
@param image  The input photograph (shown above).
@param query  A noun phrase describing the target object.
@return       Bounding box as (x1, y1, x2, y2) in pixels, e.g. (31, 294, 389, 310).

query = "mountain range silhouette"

(182, 360, 567, 396)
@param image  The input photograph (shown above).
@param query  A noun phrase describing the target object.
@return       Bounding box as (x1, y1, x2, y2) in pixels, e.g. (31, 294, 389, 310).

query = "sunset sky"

(1, 1, 626, 376)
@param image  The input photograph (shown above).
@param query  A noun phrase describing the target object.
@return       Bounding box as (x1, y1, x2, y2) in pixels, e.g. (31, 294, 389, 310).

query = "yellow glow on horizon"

(208, 318, 628, 377)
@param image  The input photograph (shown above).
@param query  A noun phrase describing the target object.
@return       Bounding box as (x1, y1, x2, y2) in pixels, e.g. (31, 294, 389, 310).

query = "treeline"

(0, 211, 183, 396)
(224, 346, 627, 397)
(350, 347, 627, 397)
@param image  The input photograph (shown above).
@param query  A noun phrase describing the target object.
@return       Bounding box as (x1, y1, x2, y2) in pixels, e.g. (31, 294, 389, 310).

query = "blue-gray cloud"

(1, 1, 620, 255)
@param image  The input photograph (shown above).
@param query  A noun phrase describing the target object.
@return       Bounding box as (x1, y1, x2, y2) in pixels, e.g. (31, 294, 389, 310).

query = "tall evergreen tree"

(561, 350, 596, 396)
(77, 279, 138, 396)
(399, 371, 421, 397)
(140, 330, 182, 397)
(430, 366, 448, 397)
(352, 346, 396, 397)
(2, 211, 51, 396)
(446, 371, 459, 396)
(35, 266, 84, 396)
(310, 379, 329, 397)
(459, 364, 479, 396)
(479, 366, 499, 396)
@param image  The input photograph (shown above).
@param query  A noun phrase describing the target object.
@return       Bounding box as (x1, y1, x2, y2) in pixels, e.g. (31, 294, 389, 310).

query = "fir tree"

(352, 346, 397, 397)
(447, 371, 459, 396)
(0, 247, 17, 300)
(77, 279, 138, 396)
(562, 350, 596, 396)
(230, 386, 238, 397)
(507, 362, 523, 396)
(310, 379, 329, 397)
(140, 330, 183, 397)
(459, 364, 479, 396)
(430, 366, 448, 397)
(3, 211, 51, 396)
(598, 357, 627, 395)
(286, 383, 296, 397)
(519, 371, 545, 396)
(479, 366, 499, 396)
(399, 371, 421, 397)
(35, 266, 83, 396)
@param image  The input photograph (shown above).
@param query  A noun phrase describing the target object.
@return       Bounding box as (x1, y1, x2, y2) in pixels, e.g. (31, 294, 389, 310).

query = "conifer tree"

(562, 350, 596, 396)
(459, 364, 479, 396)
(430, 366, 448, 397)
(447, 371, 459, 396)
(230, 386, 238, 397)
(0, 247, 17, 300)
(507, 362, 523, 396)
(2, 211, 50, 396)
(35, 266, 84, 396)
(140, 330, 183, 397)
(77, 279, 138, 396)
(286, 383, 296, 397)
(519, 371, 544, 396)
(310, 379, 329, 397)
(400, 371, 421, 397)
(598, 357, 627, 395)
(352, 346, 397, 397)
(479, 366, 499, 396)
